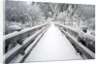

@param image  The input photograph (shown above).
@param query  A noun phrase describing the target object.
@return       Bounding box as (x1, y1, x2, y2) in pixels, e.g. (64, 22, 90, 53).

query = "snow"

(24, 23, 82, 62)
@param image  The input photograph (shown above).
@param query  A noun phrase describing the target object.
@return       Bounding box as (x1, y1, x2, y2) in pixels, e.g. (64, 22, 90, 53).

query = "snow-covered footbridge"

(4, 22, 95, 63)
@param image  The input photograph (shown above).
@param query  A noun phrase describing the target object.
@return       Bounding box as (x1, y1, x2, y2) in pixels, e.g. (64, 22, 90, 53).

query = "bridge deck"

(24, 23, 83, 62)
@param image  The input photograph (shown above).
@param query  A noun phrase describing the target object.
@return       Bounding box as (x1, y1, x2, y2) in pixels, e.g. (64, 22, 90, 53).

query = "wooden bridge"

(3, 22, 95, 63)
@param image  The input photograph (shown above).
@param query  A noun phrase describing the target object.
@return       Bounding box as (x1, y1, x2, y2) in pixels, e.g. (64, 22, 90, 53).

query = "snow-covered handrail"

(55, 23, 78, 34)
(55, 23, 95, 48)
(4, 25, 49, 63)
(56, 23, 95, 59)
(60, 27, 95, 59)
(4, 23, 48, 45)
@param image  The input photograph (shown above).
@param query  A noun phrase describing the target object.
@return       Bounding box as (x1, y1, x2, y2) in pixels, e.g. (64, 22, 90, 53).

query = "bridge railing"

(55, 23, 95, 59)
(4, 23, 48, 52)
(55, 23, 95, 49)
(4, 23, 49, 63)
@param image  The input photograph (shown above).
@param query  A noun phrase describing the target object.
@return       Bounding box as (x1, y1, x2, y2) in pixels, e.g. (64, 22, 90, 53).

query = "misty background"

(4, 1, 95, 36)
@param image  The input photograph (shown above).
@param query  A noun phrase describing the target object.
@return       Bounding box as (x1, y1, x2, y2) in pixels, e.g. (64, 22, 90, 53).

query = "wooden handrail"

(4, 25, 49, 63)
(4, 23, 48, 45)
(4, 23, 49, 53)
(55, 23, 95, 59)
(55, 23, 95, 47)
(18, 26, 49, 63)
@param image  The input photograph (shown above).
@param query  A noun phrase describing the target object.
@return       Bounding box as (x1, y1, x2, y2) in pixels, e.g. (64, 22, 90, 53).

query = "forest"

(5, 1, 95, 36)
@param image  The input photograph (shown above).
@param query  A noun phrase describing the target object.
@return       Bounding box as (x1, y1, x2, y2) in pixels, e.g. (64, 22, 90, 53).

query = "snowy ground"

(24, 23, 83, 62)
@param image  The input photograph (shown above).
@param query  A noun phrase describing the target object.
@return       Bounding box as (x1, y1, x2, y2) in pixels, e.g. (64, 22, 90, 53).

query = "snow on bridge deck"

(24, 23, 83, 62)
